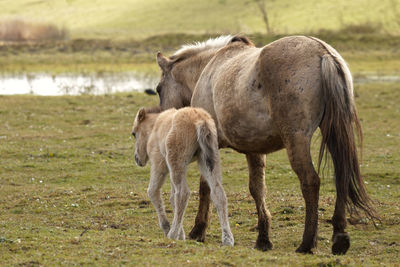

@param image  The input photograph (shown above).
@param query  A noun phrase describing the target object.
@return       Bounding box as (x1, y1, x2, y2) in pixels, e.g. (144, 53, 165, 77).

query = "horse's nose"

(134, 154, 143, 166)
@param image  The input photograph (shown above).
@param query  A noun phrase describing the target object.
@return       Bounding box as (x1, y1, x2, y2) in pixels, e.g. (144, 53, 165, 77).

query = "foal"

(132, 106, 234, 246)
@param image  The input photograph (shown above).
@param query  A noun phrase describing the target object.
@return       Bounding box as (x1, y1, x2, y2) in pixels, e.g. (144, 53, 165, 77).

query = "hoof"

(295, 242, 314, 254)
(168, 230, 185, 240)
(188, 224, 207, 242)
(161, 222, 170, 236)
(255, 237, 273, 251)
(222, 230, 234, 246)
(295, 246, 314, 254)
(332, 233, 350, 255)
(222, 237, 234, 247)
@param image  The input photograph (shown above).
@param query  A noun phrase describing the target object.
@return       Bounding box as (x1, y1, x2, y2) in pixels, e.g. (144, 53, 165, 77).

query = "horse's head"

(154, 35, 251, 110)
(155, 52, 193, 110)
(131, 107, 160, 167)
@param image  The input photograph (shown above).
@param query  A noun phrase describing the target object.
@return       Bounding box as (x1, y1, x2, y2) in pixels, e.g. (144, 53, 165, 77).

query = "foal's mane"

(144, 106, 162, 114)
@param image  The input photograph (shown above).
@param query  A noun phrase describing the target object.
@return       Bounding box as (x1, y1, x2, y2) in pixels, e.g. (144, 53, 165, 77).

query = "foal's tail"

(317, 38, 377, 220)
(195, 119, 218, 172)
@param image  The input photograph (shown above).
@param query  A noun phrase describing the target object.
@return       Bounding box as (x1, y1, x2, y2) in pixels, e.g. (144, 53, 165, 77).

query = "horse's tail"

(195, 119, 218, 172)
(316, 38, 377, 220)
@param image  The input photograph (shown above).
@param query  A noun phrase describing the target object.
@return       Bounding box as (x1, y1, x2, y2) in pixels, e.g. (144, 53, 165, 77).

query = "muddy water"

(0, 72, 398, 96)
(0, 72, 159, 95)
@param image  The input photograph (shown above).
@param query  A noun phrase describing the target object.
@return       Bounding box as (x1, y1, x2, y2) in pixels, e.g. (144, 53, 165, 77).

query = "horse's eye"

(132, 132, 136, 138)
(156, 85, 162, 93)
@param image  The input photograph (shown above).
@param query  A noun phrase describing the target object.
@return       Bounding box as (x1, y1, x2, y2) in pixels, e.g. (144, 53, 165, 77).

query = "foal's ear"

(138, 108, 146, 122)
(156, 52, 169, 71)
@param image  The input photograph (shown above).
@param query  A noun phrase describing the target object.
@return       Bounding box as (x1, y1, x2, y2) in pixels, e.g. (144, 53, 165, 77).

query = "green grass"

(1, 33, 400, 76)
(0, 83, 399, 266)
(1, 0, 400, 39)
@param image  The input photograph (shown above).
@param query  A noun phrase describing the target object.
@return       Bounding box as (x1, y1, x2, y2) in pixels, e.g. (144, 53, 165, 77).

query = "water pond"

(0, 72, 159, 96)
(0, 72, 398, 96)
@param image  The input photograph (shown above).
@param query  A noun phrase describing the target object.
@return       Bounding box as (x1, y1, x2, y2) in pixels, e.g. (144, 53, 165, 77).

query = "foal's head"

(131, 107, 160, 167)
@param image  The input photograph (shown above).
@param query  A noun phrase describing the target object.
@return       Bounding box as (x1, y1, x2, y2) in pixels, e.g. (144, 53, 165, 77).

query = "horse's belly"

(217, 104, 284, 154)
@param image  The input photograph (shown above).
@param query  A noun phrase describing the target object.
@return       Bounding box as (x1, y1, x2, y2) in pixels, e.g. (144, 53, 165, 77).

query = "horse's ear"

(156, 52, 169, 71)
(138, 107, 146, 122)
(230, 35, 255, 47)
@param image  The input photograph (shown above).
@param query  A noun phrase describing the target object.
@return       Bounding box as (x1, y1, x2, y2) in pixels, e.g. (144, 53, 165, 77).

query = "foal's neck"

(144, 113, 159, 131)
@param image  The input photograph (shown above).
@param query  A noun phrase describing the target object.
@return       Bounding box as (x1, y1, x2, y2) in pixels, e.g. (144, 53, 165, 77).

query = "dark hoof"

(295, 245, 314, 254)
(188, 224, 206, 242)
(332, 233, 350, 255)
(255, 237, 273, 251)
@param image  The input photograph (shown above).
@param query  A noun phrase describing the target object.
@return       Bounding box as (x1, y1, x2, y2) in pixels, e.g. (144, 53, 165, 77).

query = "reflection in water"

(0, 72, 398, 96)
(0, 72, 159, 95)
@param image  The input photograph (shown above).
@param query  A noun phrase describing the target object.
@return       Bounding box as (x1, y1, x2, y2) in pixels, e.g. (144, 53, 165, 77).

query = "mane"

(171, 35, 233, 60)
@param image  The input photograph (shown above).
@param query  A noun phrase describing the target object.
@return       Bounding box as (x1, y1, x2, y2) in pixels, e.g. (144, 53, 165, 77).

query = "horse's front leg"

(246, 153, 273, 251)
(188, 175, 211, 242)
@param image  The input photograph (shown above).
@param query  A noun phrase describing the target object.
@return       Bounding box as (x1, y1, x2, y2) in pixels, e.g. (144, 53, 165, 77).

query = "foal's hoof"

(255, 237, 273, 251)
(222, 237, 234, 247)
(222, 230, 234, 247)
(168, 230, 185, 241)
(188, 224, 207, 242)
(295, 244, 314, 254)
(332, 233, 350, 255)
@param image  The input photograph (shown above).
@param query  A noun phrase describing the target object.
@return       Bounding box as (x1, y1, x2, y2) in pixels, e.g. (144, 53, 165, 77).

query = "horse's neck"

(182, 49, 219, 92)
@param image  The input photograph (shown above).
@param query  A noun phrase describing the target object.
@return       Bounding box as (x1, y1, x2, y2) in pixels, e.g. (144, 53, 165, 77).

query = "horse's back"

(193, 36, 327, 153)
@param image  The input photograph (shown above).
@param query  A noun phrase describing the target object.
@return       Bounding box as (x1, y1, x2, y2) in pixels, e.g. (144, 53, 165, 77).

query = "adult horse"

(153, 35, 376, 254)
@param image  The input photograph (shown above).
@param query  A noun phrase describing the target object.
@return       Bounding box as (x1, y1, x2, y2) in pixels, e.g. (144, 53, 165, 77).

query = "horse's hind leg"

(188, 176, 211, 242)
(148, 160, 170, 236)
(198, 156, 234, 246)
(246, 153, 273, 251)
(331, 198, 350, 255)
(283, 133, 320, 254)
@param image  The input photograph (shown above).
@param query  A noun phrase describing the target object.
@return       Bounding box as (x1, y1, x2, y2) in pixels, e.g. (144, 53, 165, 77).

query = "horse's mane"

(170, 35, 254, 63)
(170, 35, 233, 62)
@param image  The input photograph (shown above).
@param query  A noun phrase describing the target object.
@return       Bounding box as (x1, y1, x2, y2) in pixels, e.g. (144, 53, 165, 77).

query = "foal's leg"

(170, 184, 185, 240)
(148, 160, 170, 236)
(283, 133, 320, 254)
(167, 167, 190, 240)
(198, 157, 234, 246)
(188, 175, 211, 242)
(246, 153, 273, 251)
(165, 140, 190, 240)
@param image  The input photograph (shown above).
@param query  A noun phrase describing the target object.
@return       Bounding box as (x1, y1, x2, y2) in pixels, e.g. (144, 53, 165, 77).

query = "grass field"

(1, 33, 400, 77)
(1, 0, 400, 39)
(0, 83, 399, 266)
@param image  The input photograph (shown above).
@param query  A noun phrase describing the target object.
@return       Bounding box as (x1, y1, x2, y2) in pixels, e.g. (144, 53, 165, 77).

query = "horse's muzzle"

(135, 154, 144, 167)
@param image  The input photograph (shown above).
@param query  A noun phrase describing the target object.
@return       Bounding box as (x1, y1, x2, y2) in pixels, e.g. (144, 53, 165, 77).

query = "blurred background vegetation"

(0, 0, 399, 75)
(1, 0, 400, 39)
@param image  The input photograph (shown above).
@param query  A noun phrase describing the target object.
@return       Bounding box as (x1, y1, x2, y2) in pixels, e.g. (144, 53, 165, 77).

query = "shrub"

(0, 19, 68, 42)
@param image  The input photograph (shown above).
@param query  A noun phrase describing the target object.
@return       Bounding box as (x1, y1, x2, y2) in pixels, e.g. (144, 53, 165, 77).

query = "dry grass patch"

(0, 19, 68, 42)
